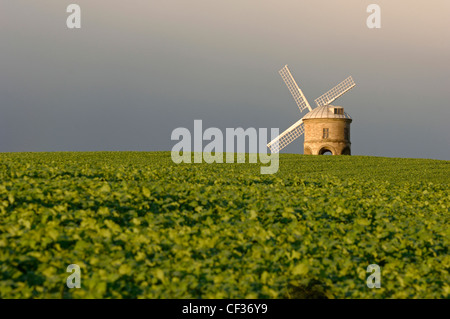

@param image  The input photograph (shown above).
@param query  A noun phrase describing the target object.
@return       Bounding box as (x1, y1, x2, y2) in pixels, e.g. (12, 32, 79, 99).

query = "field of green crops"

(0, 152, 449, 298)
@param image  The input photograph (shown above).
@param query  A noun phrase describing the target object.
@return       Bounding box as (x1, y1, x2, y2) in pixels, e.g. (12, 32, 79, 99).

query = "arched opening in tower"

(319, 148, 333, 155)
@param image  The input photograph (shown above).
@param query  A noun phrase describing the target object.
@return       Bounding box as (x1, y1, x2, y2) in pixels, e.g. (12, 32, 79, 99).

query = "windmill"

(267, 65, 356, 155)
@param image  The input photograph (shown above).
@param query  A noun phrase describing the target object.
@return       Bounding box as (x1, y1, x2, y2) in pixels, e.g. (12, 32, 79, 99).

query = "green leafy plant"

(0, 152, 448, 298)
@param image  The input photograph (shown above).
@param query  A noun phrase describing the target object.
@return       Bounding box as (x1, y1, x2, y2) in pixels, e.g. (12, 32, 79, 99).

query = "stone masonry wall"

(303, 118, 352, 155)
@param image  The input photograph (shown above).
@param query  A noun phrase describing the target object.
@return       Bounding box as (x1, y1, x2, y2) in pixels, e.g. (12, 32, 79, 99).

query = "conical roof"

(302, 105, 352, 120)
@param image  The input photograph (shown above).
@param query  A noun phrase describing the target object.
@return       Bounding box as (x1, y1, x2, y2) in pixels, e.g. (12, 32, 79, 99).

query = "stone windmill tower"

(267, 65, 355, 155)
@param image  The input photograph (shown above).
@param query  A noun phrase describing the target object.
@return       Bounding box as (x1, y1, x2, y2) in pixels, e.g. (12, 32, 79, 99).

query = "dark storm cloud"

(0, 0, 449, 160)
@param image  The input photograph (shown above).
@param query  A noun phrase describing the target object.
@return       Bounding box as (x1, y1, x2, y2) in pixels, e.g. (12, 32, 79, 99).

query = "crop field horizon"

(0, 152, 449, 298)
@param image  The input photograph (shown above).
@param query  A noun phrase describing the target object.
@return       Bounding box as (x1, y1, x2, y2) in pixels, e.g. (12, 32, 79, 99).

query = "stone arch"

(341, 146, 351, 155)
(304, 147, 312, 155)
(318, 145, 336, 155)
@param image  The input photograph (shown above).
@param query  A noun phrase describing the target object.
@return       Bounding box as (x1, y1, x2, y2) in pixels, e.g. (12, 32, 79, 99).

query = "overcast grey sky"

(1, 0, 449, 160)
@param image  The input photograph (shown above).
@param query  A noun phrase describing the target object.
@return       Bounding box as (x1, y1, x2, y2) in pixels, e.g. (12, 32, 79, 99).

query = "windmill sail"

(314, 76, 355, 107)
(279, 65, 312, 113)
(267, 119, 305, 153)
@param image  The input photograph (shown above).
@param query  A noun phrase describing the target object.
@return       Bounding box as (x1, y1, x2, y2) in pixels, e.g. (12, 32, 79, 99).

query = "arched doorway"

(318, 147, 333, 155)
